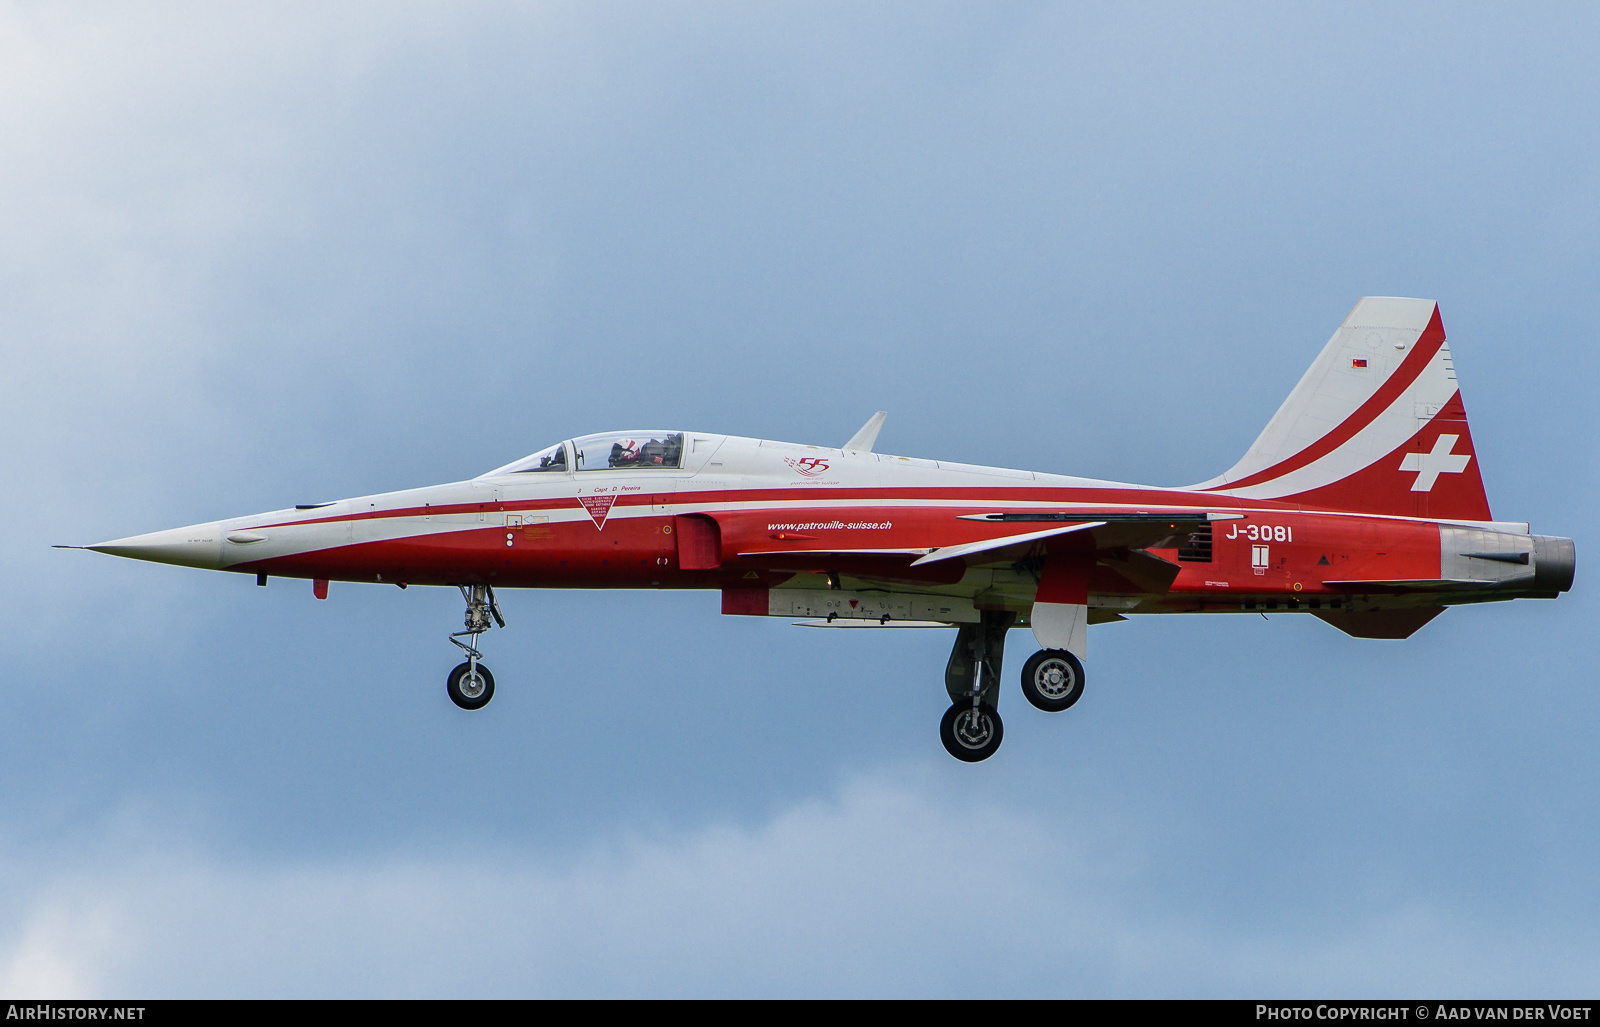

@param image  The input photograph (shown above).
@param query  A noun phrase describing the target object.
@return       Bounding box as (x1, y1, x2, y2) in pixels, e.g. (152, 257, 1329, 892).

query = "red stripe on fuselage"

(250, 485, 1309, 534)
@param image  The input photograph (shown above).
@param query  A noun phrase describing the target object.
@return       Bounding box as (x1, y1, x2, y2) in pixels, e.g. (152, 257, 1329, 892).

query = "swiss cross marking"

(1399, 434, 1471, 492)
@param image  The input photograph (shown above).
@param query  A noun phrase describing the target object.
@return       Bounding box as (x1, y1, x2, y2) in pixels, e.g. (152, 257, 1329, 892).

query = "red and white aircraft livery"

(76, 298, 1574, 761)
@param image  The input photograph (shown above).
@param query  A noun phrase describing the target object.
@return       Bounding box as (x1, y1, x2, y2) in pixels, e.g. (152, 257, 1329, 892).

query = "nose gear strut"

(447, 584, 504, 710)
(939, 610, 1014, 761)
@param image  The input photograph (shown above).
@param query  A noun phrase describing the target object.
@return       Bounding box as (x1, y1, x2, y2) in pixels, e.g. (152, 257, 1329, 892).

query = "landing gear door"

(1030, 552, 1093, 658)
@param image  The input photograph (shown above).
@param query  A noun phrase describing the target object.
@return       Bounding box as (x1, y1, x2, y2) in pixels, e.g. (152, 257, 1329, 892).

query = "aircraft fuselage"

(78, 297, 1578, 761)
(89, 435, 1570, 623)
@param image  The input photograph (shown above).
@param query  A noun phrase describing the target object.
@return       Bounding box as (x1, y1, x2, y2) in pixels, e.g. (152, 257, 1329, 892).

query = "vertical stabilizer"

(1191, 298, 1491, 521)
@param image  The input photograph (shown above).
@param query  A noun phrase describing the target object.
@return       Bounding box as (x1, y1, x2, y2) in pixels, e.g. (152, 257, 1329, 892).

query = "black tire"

(1020, 649, 1085, 712)
(447, 661, 495, 710)
(940, 702, 1003, 762)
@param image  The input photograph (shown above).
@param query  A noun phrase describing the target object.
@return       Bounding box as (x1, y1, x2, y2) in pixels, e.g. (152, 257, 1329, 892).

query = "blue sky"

(1, 1, 1596, 997)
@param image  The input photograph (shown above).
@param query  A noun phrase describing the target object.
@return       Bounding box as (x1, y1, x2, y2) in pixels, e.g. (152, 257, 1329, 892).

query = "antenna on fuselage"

(844, 411, 888, 453)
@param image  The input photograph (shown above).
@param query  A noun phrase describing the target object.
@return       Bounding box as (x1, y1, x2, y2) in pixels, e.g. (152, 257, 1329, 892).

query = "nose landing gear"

(447, 660, 495, 710)
(447, 584, 504, 711)
(940, 702, 1002, 762)
(940, 611, 1014, 762)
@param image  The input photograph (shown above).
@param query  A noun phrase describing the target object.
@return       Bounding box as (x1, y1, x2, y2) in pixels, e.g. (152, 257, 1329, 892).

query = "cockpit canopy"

(492, 441, 568, 475)
(481, 432, 685, 477)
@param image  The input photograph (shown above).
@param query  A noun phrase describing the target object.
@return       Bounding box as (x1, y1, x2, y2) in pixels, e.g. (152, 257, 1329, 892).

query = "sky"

(1, 0, 1597, 998)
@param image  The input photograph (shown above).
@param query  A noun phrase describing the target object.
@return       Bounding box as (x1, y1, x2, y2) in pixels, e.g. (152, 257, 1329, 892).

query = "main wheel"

(1020, 649, 1085, 712)
(447, 661, 495, 710)
(940, 702, 1003, 762)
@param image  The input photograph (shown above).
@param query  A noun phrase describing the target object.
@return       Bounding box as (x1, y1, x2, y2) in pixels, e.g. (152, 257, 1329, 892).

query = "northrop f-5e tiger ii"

(72, 298, 1575, 761)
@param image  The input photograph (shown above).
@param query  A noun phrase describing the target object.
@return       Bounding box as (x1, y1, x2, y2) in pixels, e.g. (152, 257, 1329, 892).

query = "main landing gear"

(938, 613, 1091, 762)
(1020, 649, 1086, 712)
(447, 584, 504, 711)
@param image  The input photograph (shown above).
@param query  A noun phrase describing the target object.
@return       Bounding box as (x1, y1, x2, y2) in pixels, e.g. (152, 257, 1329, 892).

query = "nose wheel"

(447, 661, 495, 710)
(447, 584, 504, 711)
(939, 611, 1015, 762)
(940, 702, 1003, 762)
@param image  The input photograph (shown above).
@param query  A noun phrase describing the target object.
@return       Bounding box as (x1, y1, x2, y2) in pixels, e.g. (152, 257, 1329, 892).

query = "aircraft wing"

(736, 546, 933, 559)
(726, 510, 1236, 591)
(917, 511, 1241, 565)
(909, 522, 1104, 566)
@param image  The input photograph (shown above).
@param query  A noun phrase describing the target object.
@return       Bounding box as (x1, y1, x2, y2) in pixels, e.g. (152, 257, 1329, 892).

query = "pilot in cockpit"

(609, 439, 641, 467)
(639, 436, 681, 466)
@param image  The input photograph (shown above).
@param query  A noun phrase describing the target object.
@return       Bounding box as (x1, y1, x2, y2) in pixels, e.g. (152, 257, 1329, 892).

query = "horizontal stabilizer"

(1313, 607, 1446, 638)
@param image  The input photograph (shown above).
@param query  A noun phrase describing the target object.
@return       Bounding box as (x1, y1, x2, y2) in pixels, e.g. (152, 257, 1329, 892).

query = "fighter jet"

(72, 298, 1575, 761)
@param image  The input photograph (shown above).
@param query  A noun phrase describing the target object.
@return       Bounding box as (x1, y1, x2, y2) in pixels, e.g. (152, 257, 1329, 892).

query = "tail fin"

(1192, 297, 1492, 521)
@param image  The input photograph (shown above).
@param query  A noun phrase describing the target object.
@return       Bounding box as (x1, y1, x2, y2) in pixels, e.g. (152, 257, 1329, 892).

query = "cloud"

(3, 769, 1596, 998)
(0, 902, 120, 998)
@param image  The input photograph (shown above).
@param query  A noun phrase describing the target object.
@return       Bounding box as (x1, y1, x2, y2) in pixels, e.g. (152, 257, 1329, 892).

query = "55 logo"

(784, 456, 831, 477)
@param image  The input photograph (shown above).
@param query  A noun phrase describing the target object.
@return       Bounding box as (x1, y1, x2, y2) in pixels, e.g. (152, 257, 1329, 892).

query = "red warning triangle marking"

(579, 494, 616, 530)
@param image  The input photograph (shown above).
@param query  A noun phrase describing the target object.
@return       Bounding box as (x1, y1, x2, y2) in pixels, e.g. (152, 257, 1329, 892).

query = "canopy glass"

(480, 431, 685, 477)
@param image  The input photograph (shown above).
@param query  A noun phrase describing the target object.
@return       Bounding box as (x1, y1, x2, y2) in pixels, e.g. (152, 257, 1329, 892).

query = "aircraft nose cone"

(86, 522, 225, 570)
